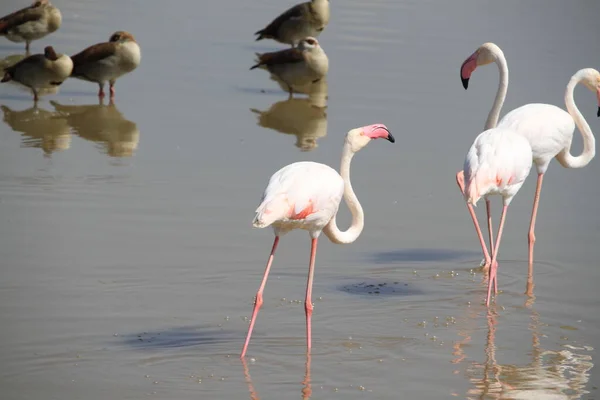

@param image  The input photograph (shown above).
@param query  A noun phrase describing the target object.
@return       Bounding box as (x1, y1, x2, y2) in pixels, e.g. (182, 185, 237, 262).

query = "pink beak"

(362, 124, 394, 143)
(596, 88, 600, 117)
(460, 53, 478, 90)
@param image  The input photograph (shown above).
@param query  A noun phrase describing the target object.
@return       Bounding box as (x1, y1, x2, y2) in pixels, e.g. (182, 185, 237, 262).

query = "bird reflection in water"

(1, 103, 70, 157)
(452, 306, 593, 399)
(251, 79, 327, 151)
(242, 353, 312, 400)
(50, 98, 139, 157)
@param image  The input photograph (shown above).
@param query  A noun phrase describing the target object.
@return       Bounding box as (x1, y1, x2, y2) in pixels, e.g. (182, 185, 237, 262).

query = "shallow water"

(1, 0, 599, 399)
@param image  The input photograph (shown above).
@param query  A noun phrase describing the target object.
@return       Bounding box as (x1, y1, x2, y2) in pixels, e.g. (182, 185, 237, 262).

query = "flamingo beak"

(596, 89, 600, 117)
(384, 128, 395, 143)
(460, 53, 478, 90)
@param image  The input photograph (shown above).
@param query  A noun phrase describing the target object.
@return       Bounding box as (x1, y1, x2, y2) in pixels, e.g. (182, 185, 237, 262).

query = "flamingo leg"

(487, 205, 508, 306)
(485, 198, 495, 256)
(305, 238, 318, 353)
(240, 236, 280, 358)
(456, 171, 491, 270)
(527, 173, 544, 295)
(485, 198, 497, 294)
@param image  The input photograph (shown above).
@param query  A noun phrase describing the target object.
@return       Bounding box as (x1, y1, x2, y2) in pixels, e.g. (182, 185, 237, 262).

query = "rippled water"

(1, 0, 599, 399)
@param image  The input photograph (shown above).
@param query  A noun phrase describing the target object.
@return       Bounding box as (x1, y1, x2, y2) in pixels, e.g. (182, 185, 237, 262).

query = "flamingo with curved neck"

(241, 123, 394, 357)
(457, 42, 599, 301)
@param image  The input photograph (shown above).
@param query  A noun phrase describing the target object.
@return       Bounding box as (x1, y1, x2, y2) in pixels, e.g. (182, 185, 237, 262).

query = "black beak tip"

(387, 133, 395, 143)
(461, 77, 469, 90)
(597, 106, 600, 118)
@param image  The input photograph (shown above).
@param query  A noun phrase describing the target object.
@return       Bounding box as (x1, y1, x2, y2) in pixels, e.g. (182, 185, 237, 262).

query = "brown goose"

(0, 0, 62, 52)
(70, 31, 141, 99)
(251, 37, 328, 96)
(1, 45, 72, 101)
(255, 0, 330, 47)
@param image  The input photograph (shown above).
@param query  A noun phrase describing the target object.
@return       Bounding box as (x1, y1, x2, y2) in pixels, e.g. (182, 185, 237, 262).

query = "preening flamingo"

(241, 123, 395, 358)
(463, 128, 532, 306)
(457, 42, 599, 292)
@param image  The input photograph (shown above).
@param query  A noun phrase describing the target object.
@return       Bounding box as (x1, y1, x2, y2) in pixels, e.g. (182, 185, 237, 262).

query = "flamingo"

(240, 123, 395, 358)
(457, 42, 599, 290)
(463, 127, 533, 306)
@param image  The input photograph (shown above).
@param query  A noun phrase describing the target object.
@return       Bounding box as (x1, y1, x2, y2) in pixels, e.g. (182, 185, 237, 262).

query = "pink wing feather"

(464, 128, 533, 206)
(253, 161, 344, 228)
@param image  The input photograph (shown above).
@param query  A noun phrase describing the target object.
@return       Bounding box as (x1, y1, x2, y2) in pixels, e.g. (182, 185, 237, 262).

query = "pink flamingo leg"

(305, 238, 318, 353)
(109, 82, 116, 99)
(456, 171, 491, 269)
(98, 83, 105, 98)
(240, 236, 280, 358)
(485, 198, 498, 294)
(527, 173, 544, 295)
(485, 198, 495, 256)
(487, 205, 508, 306)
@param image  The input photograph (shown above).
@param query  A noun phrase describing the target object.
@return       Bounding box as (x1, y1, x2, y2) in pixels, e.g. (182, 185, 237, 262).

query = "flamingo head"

(346, 124, 394, 152)
(460, 42, 503, 90)
(579, 68, 600, 117)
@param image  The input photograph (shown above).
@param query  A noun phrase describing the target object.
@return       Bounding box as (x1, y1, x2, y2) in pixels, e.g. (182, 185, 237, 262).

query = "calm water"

(1, 0, 599, 399)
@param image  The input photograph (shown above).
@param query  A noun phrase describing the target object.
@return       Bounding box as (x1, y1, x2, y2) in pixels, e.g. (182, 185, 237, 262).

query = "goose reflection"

(50, 99, 139, 157)
(242, 354, 312, 400)
(454, 308, 593, 399)
(1, 103, 70, 156)
(251, 80, 327, 152)
(268, 74, 328, 106)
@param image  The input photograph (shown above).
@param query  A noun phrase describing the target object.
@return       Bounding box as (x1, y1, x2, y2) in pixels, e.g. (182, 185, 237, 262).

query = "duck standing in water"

(251, 37, 328, 97)
(255, 0, 330, 47)
(70, 31, 141, 99)
(0, 0, 62, 52)
(1, 45, 72, 101)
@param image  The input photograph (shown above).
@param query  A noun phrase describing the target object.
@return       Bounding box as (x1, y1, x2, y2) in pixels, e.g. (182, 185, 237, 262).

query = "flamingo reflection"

(453, 307, 593, 399)
(242, 353, 312, 400)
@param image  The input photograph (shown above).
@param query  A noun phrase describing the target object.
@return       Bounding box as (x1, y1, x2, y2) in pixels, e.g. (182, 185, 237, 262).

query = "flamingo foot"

(486, 260, 498, 306)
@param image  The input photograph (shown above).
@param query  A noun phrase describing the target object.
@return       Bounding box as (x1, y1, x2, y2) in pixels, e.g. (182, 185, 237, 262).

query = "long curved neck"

(323, 142, 364, 244)
(557, 70, 596, 168)
(484, 53, 509, 130)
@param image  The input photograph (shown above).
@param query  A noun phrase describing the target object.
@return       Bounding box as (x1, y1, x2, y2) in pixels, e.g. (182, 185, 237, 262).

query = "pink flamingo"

(240, 124, 394, 358)
(463, 127, 532, 306)
(457, 42, 599, 288)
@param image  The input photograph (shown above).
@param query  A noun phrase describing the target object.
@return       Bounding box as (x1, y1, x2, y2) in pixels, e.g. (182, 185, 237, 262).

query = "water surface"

(1, 0, 599, 399)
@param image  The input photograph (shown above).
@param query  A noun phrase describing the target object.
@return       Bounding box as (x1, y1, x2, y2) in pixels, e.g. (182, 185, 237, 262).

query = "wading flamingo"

(457, 42, 599, 289)
(241, 123, 395, 358)
(463, 128, 532, 306)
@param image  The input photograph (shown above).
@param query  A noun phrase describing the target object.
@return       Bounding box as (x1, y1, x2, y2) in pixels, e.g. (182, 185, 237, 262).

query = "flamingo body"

(458, 43, 598, 301)
(498, 103, 575, 173)
(464, 128, 533, 206)
(241, 123, 394, 358)
(463, 127, 532, 305)
(253, 161, 343, 236)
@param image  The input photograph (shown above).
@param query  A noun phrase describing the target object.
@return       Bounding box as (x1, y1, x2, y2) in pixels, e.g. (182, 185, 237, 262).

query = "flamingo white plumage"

(241, 123, 395, 358)
(463, 128, 533, 306)
(457, 42, 599, 296)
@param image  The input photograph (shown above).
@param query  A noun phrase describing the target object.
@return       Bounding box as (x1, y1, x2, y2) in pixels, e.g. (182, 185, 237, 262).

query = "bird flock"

(243, 0, 599, 358)
(1, 0, 597, 359)
(0, 0, 140, 102)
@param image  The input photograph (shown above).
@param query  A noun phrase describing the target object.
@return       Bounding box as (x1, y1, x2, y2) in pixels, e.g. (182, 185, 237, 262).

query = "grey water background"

(0, 0, 599, 398)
